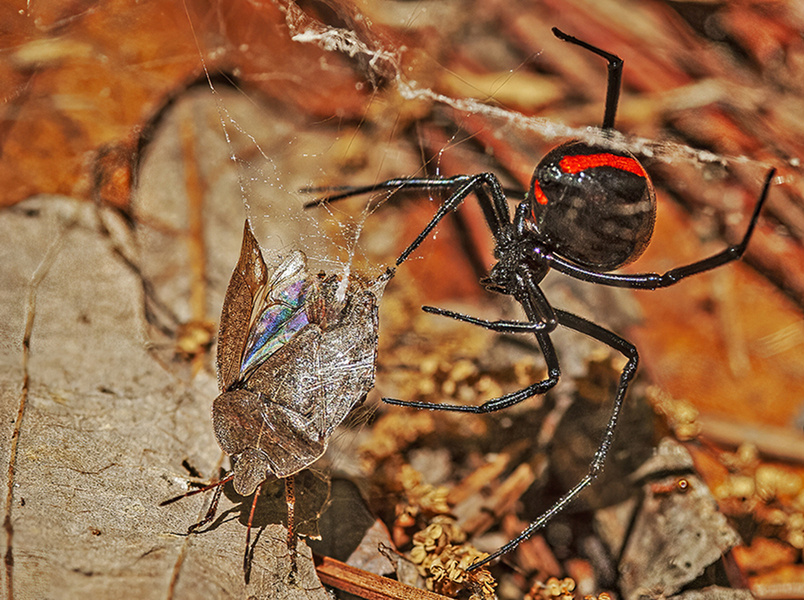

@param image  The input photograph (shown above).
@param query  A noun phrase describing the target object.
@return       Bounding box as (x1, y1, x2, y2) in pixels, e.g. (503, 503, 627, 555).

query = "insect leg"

(160, 472, 235, 534)
(243, 481, 263, 575)
(285, 475, 298, 575)
(187, 476, 230, 533)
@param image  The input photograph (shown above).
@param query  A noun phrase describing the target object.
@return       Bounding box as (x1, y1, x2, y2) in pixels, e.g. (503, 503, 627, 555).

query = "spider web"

(277, 0, 767, 171)
(180, 0, 759, 272)
(169, 0, 783, 304)
(146, 0, 786, 589)
(159, 0, 780, 478)
(3, 3, 799, 599)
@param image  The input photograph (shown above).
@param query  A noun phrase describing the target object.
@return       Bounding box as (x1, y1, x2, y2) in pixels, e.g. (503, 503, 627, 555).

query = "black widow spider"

(307, 27, 775, 570)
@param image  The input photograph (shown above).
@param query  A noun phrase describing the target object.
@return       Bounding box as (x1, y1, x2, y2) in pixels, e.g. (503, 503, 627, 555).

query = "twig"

(313, 554, 451, 600)
(698, 414, 804, 464)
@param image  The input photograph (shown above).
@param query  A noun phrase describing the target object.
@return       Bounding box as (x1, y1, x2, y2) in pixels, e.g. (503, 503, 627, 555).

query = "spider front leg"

(393, 172, 512, 265)
(467, 308, 639, 570)
(303, 173, 519, 233)
(303, 177, 471, 208)
(305, 171, 518, 271)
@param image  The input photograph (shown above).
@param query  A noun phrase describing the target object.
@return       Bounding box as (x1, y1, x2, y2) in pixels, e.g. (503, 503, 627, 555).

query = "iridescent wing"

(217, 221, 313, 389)
(214, 289, 382, 494)
(240, 251, 310, 377)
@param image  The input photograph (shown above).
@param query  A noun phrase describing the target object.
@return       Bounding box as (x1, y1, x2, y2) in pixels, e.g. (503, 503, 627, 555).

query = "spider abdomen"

(529, 140, 656, 271)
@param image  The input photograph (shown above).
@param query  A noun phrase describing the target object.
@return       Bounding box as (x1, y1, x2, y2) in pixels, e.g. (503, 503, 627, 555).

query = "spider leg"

(395, 173, 511, 266)
(472, 183, 510, 245)
(420, 270, 558, 334)
(305, 173, 516, 273)
(302, 176, 471, 207)
(303, 181, 525, 204)
(383, 330, 560, 413)
(552, 28, 623, 130)
(384, 277, 560, 413)
(545, 168, 775, 289)
(467, 308, 639, 570)
(421, 305, 554, 333)
(302, 177, 524, 211)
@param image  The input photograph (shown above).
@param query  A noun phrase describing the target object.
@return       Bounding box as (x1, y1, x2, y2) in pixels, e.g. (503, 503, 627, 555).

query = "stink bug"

(163, 221, 391, 576)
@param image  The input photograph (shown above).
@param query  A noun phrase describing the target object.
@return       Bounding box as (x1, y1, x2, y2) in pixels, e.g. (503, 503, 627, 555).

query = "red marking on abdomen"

(560, 153, 646, 178)
(532, 181, 549, 205)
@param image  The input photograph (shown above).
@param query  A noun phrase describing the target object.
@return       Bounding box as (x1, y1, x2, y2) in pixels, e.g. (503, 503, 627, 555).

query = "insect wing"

(217, 221, 268, 392)
(314, 288, 380, 437)
(216, 284, 383, 483)
(240, 251, 311, 376)
(213, 222, 390, 492)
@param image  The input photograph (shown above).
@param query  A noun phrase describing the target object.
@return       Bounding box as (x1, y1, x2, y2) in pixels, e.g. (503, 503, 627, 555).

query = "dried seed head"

(449, 359, 478, 382)
(646, 386, 700, 441)
(409, 516, 494, 598)
(755, 464, 803, 501)
(395, 465, 451, 516)
(526, 576, 578, 600)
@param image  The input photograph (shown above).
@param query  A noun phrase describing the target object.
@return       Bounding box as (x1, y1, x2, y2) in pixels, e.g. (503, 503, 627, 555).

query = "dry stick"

(698, 414, 804, 464)
(314, 554, 451, 600)
(501, 514, 562, 577)
(459, 460, 542, 539)
(179, 110, 212, 375)
(5, 228, 68, 600)
(448, 439, 531, 506)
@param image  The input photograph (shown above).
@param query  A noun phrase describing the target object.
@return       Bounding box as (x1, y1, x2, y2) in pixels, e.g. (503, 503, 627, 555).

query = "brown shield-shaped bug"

(163, 221, 392, 575)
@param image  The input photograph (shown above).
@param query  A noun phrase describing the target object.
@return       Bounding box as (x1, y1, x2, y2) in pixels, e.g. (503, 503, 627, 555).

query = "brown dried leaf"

(0, 0, 368, 210)
(0, 199, 329, 598)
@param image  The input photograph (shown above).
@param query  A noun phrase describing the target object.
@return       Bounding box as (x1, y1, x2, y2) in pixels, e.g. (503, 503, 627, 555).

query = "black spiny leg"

(467, 309, 638, 570)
